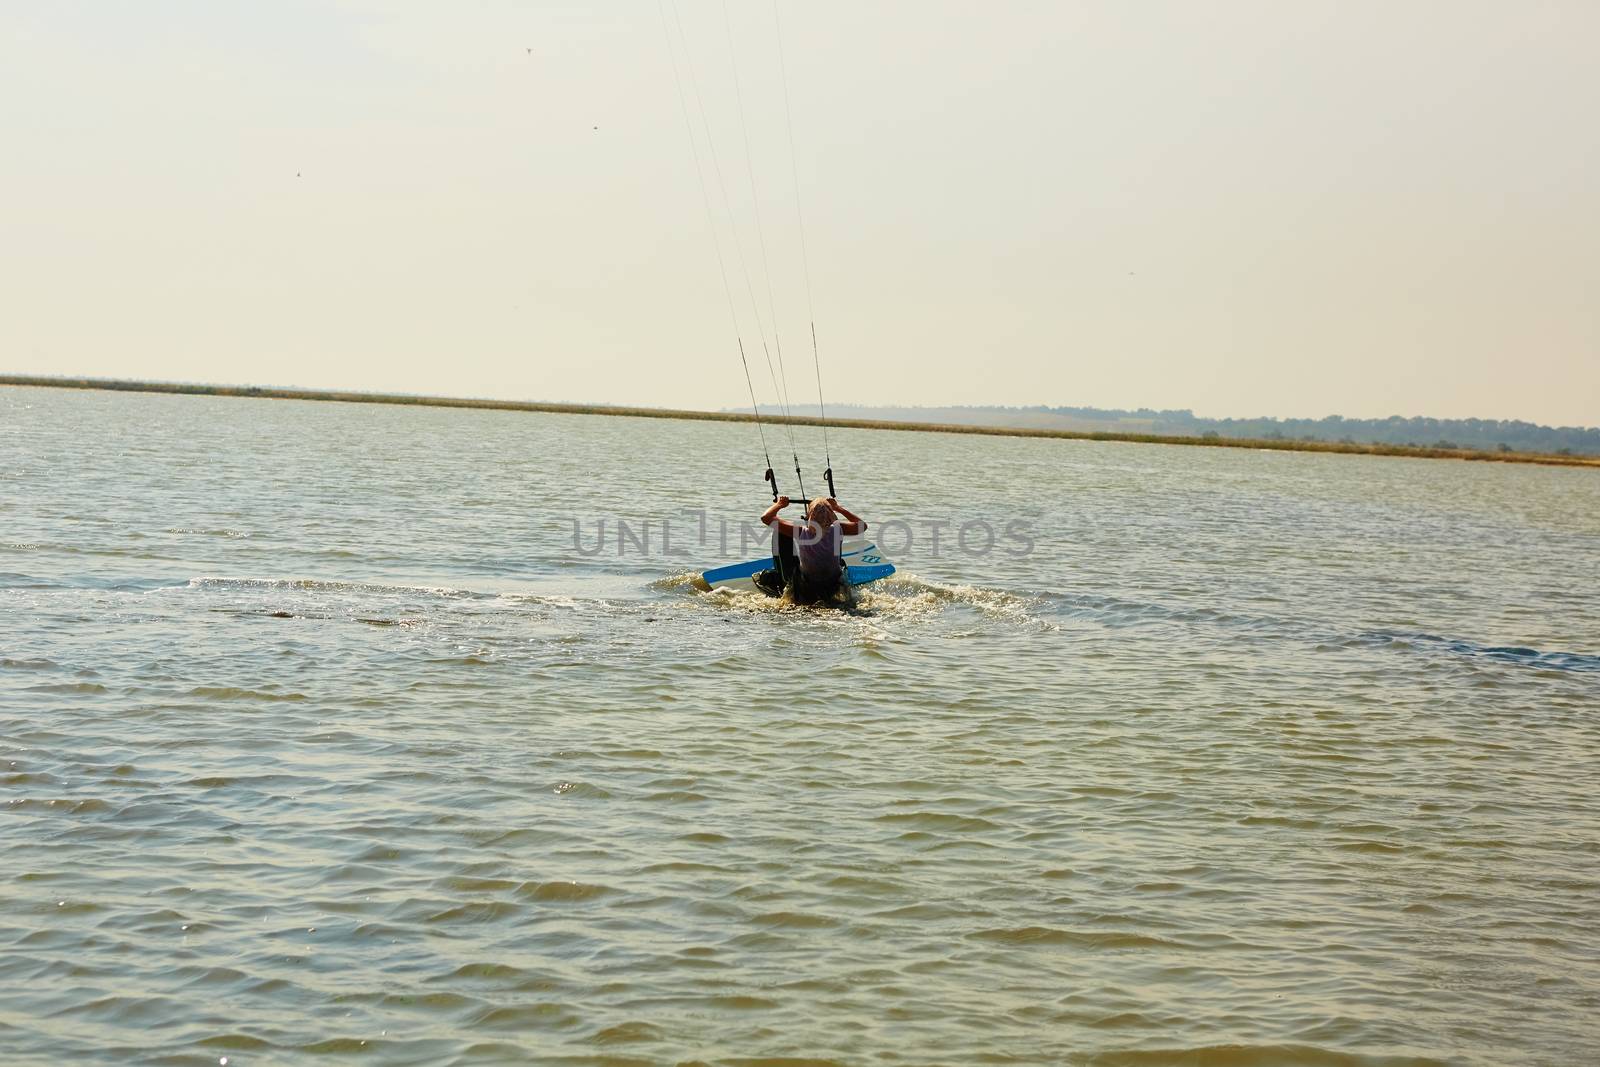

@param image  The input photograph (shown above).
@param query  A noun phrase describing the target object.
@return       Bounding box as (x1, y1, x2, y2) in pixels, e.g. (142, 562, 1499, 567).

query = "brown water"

(3, 385, 1599, 1065)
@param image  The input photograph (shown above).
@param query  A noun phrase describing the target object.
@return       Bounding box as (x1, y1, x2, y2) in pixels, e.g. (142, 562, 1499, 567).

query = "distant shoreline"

(5, 374, 1597, 469)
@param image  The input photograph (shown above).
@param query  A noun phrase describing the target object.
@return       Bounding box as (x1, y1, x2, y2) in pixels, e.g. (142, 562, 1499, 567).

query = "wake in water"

(662, 569, 1059, 631)
(175, 573, 1599, 674)
(1355, 631, 1600, 674)
(1029, 587, 1600, 675)
(669, 571, 1600, 676)
(187, 575, 497, 600)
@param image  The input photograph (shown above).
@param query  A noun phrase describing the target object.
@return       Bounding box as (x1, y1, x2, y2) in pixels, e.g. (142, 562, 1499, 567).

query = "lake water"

(3, 385, 1598, 1066)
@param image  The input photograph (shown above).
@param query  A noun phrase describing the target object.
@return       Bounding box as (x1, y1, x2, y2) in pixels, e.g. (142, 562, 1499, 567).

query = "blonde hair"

(806, 499, 835, 526)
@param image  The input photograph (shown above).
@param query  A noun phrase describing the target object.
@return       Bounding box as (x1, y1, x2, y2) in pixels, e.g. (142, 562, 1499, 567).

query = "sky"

(3, 1, 1597, 427)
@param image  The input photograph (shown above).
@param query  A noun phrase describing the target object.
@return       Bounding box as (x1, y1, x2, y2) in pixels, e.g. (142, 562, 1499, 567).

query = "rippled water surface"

(3, 386, 1599, 1066)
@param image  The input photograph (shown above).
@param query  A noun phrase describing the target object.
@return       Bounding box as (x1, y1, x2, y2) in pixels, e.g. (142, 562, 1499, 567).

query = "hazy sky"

(5, 1, 1597, 425)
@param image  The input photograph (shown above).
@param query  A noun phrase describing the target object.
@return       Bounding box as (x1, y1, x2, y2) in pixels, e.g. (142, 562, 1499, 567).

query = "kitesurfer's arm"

(827, 498, 866, 536)
(761, 497, 798, 538)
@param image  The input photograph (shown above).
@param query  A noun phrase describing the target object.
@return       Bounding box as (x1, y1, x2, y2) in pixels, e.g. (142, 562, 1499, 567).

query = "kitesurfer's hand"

(776, 496, 790, 508)
(827, 498, 865, 535)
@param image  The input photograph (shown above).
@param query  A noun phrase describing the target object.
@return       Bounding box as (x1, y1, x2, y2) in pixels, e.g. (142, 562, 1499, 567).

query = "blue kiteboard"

(702, 537, 895, 594)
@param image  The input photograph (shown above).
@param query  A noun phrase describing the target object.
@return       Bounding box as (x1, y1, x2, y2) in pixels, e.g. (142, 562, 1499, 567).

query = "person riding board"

(756, 496, 867, 604)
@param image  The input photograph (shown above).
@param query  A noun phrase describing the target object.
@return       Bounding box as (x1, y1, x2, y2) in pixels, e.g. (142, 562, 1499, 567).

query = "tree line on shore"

(808, 405, 1600, 457)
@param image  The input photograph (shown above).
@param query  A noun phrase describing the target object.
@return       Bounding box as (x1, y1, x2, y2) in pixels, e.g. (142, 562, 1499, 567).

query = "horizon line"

(4, 374, 1596, 471)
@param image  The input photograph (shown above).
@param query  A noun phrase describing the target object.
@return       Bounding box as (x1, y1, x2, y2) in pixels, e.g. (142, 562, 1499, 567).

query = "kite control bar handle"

(766, 467, 838, 508)
(774, 497, 843, 509)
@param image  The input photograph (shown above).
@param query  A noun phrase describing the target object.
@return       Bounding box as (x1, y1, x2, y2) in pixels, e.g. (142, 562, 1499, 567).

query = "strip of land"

(5, 374, 1596, 469)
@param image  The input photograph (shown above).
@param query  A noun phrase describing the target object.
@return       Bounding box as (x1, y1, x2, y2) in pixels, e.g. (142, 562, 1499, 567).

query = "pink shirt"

(794, 521, 843, 584)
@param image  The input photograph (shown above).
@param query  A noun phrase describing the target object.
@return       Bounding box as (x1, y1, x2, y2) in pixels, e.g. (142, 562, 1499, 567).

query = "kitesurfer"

(756, 496, 867, 604)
